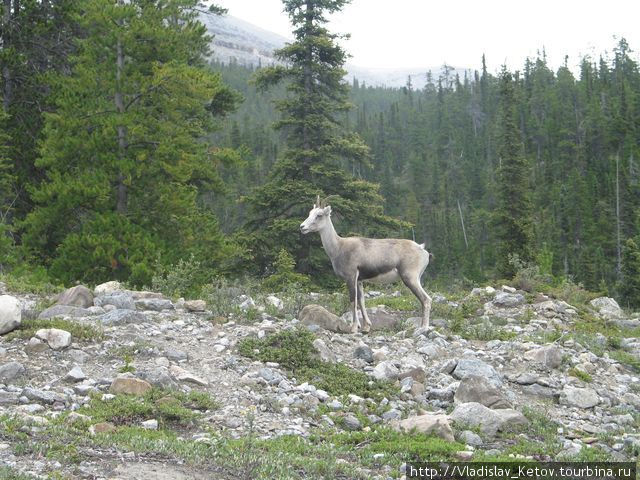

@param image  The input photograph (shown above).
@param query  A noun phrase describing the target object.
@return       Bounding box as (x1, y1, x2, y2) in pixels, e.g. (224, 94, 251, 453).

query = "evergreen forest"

(1, 0, 640, 308)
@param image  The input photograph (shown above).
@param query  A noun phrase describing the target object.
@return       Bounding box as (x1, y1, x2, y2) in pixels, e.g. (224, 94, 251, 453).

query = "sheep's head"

(300, 196, 332, 234)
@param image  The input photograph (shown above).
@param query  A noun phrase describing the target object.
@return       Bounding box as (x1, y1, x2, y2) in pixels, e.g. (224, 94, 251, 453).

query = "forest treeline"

(212, 44, 640, 305)
(1, 0, 639, 307)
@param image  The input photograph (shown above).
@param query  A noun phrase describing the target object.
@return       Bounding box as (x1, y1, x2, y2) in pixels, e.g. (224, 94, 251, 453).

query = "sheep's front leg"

(346, 273, 360, 333)
(357, 281, 372, 333)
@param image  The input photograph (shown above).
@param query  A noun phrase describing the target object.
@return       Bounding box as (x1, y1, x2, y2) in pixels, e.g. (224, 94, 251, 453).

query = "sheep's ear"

(324, 206, 332, 215)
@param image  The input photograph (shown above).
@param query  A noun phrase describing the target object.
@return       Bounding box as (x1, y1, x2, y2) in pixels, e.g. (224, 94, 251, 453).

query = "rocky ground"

(0, 280, 638, 479)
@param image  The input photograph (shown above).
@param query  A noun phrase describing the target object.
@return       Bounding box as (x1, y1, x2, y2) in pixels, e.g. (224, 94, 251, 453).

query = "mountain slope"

(203, 13, 470, 88)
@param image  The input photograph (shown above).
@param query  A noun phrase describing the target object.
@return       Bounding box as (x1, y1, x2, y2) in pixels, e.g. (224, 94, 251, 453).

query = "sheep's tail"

(418, 243, 434, 261)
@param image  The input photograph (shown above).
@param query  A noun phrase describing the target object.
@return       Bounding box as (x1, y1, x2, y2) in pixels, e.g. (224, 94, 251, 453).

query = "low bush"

(238, 329, 397, 399)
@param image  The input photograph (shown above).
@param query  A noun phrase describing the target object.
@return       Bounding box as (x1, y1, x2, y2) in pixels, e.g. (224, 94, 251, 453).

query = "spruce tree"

(620, 236, 640, 309)
(245, 0, 406, 279)
(23, 0, 239, 286)
(494, 67, 533, 277)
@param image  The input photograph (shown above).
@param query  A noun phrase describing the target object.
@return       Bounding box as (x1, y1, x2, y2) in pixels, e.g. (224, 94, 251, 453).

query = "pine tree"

(1, 0, 77, 219)
(244, 0, 406, 279)
(0, 112, 14, 270)
(620, 236, 640, 309)
(494, 67, 533, 277)
(22, 0, 239, 286)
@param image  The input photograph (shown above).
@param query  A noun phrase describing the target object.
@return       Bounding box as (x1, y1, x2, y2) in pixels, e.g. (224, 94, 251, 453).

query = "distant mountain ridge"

(201, 13, 470, 88)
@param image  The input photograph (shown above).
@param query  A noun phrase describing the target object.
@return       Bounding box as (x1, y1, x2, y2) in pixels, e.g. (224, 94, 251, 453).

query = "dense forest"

(1, 0, 639, 307)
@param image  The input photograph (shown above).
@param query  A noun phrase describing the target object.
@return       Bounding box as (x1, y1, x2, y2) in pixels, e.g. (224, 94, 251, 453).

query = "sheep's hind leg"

(357, 281, 372, 333)
(401, 272, 432, 329)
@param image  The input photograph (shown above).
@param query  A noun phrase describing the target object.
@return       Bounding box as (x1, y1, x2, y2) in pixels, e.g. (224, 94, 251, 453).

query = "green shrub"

(150, 254, 207, 299)
(0, 264, 62, 295)
(80, 388, 219, 428)
(202, 276, 261, 317)
(49, 213, 158, 287)
(261, 249, 310, 292)
(238, 329, 396, 399)
(568, 367, 593, 383)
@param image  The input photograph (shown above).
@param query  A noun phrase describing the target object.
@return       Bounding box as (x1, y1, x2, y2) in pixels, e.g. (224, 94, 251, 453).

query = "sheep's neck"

(319, 218, 341, 259)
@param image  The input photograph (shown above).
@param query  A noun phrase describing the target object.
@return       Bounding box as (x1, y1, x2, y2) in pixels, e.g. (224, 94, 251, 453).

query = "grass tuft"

(3, 317, 104, 342)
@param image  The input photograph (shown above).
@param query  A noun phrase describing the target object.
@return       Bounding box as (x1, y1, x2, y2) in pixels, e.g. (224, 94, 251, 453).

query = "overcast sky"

(215, 0, 640, 74)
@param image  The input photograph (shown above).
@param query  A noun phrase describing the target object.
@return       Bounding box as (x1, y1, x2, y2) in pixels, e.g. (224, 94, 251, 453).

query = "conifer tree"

(245, 0, 406, 279)
(23, 0, 239, 286)
(494, 67, 533, 277)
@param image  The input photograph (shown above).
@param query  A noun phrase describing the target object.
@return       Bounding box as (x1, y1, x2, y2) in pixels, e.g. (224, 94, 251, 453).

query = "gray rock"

(169, 365, 207, 386)
(0, 361, 26, 382)
(452, 358, 502, 387)
(135, 298, 174, 311)
(314, 389, 329, 402)
(266, 295, 284, 311)
(354, 344, 374, 363)
(427, 387, 455, 402)
(493, 292, 526, 308)
(238, 295, 255, 310)
(382, 409, 402, 421)
(524, 345, 564, 369)
(164, 348, 188, 362)
(259, 367, 284, 385)
(110, 375, 153, 395)
(312, 338, 336, 363)
(459, 430, 483, 446)
(393, 414, 455, 442)
(441, 359, 458, 374)
(511, 372, 538, 385)
(0, 295, 21, 334)
(590, 297, 623, 319)
(67, 349, 90, 364)
(95, 292, 135, 310)
(559, 385, 600, 409)
(22, 387, 65, 405)
(35, 328, 72, 350)
(184, 300, 206, 312)
(398, 367, 426, 383)
(57, 285, 94, 308)
(368, 414, 382, 424)
(372, 360, 400, 381)
(521, 384, 558, 400)
(96, 309, 147, 325)
(141, 419, 158, 430)
(613, 318, 640, 329)
(38, 304, 94, 319)
(449, 402, 528, 436)
(366, 307, 404, 331)
(64, 366, 86, 383)
(299, 304, 352, 333)
(25, 337, 49, 353)
(137, 368, 178, 389)
(342, 414, 362, 431)
(93, 281, 123, 296)
(454, 375, 510, 409)
(0, 391, 21, 405)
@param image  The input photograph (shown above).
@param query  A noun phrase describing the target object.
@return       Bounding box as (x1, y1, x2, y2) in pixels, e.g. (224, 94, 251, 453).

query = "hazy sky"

(215, 0, 640, 74)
